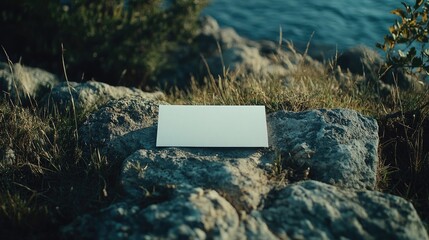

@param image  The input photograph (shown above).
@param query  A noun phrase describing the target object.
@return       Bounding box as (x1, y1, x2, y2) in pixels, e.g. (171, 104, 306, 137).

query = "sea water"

(203, 0, 412, 52)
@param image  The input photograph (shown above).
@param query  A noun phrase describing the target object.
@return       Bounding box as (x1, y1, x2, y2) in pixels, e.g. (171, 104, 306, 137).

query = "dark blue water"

(203, 1, 412, 51)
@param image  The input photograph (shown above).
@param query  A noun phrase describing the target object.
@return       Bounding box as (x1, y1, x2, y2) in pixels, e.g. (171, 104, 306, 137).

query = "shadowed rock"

(261, 180, 428, 240)
(63, 187, 241, 239)
(63, 104, 428, 239)
(78, 97, 168, 161)
(121, 148, 272, 212)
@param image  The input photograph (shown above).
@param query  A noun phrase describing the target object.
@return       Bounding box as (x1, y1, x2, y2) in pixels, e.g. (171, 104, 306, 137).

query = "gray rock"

(337, 46, 382, 77)
(138, 187, 240, 240)
(0, 62, 59, 104)
(62, 103, 427, 239)
(44, 81, 165, 112)
(197, 16, 291, 77)
(197, 16, 325, 81)
(121, 148, 272, 211)
(336, 46, 421, 94)
(159, 16, 323, 87)
(63, 187, 241, 240)
(239, 211, 278, 240)
(268, 109, 379, 190)
(261, 180, 429, 240)
(104, 126, 159, 164)
(79, 97, 167, 161)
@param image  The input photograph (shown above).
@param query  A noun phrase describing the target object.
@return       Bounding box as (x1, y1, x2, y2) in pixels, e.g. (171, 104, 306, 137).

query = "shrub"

(0, 0, 207, 88)
(377, 0, 429, 84)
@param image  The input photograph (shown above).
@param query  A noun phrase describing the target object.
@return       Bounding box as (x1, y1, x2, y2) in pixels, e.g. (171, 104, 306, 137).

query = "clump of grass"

(168, 55, 377, 114)
(378, 99, 429, 221)
(0, 97, 119, 239)
(270, 150, 311, 188)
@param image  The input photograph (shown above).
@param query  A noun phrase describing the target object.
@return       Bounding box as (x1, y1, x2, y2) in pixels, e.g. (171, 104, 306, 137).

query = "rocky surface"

(61, 99, 428, 239)
(159, 16, 323, 88)
(63, 187, 241, 239)
(196, 16, 286, 77)
(44, 81, 165, 112)
(262, 180, 428, 240)
(0, 62, 59, 104)
(122, 148, 272, 211)
(78, 97, 168, 161)
(268, 109, 379, 190)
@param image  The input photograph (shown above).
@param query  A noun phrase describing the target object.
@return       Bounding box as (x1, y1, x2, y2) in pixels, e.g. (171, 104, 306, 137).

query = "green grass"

(0, 49, 428, 238)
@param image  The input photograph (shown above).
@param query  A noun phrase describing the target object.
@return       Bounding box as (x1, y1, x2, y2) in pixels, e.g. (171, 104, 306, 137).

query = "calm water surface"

(203, 0, 411, 51)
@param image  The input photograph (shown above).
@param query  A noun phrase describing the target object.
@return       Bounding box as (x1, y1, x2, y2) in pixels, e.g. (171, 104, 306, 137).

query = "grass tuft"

(0, 96, 120, 239)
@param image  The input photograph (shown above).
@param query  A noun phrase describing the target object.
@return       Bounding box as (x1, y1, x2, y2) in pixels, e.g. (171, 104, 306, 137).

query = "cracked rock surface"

(62, 101, 427, 239)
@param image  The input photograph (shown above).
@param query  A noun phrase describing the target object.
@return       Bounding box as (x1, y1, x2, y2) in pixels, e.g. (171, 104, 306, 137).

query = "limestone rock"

(79, 97, 167, 161)
(268, 109, 379, 190)
(63, 187, 241, 240)
(45, 81, 164, 112)
(0, 62, 59, 104)
(261, 180, 429, 240)
(121, 148, 272, 211)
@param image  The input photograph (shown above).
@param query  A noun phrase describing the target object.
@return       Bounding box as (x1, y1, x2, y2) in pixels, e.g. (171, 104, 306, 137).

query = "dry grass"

(168, 64, 373, 113)
(0, 97, 117, 239)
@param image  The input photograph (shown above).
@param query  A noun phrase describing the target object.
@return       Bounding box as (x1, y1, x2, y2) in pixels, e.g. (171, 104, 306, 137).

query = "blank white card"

(156, 105, 269, 147)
